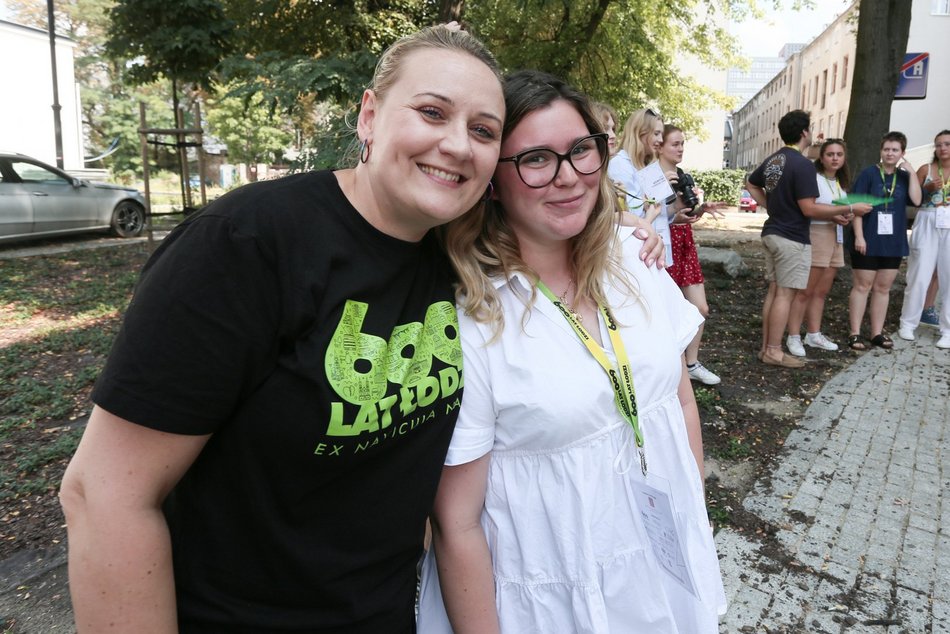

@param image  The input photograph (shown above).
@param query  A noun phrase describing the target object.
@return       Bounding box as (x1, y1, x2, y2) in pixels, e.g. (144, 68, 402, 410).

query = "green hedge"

(692, 169, 747, 205)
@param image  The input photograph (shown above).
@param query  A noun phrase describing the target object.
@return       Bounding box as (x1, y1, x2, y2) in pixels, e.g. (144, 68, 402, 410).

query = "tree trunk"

(842, 0, 913, 171)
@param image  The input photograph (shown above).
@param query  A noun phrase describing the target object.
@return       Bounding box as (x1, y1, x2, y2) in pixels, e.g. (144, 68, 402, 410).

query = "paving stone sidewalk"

(717, 327, 950, 633)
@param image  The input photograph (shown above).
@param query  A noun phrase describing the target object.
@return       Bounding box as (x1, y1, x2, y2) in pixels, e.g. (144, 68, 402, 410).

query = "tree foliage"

(463, 0, 744, 136)
(105, 0, 234, 88)
(842, 0, 913, 171)
(11, 0, 821, 175)
(205, 87, 294, 165)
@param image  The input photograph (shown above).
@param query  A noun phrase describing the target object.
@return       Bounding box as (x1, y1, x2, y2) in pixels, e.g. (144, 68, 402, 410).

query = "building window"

(831, 63, 837, 94)
(933, 0, 950, 15)
(821, 70, 827, 109)
(842, 56, 849, 88)
(813, 76, 819, 105)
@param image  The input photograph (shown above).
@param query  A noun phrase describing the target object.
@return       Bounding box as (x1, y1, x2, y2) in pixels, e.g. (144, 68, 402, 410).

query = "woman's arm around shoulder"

(430, 454, 499, 634)
(60, 405, 211, 633)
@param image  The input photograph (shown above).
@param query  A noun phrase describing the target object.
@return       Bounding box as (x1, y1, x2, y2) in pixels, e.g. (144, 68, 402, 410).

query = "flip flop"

(761, 353, 805, 368)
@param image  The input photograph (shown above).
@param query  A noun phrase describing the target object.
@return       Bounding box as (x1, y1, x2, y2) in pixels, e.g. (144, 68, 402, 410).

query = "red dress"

(667, 223, 704, 287)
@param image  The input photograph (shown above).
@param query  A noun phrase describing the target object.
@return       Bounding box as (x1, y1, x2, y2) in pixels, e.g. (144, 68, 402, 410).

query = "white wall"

(0, 20, 83, 169)
(891, 1, 950, 162)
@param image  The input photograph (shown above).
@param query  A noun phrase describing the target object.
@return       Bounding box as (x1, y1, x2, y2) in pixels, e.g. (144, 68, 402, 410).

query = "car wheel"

(111, 201, 145, 238)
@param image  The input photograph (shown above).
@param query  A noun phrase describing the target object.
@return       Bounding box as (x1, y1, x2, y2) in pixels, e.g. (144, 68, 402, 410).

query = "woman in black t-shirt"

(59, 24, 510, 634)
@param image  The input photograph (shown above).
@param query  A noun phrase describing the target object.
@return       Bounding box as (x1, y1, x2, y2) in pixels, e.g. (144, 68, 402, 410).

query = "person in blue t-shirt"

(847, 131, 922, 349)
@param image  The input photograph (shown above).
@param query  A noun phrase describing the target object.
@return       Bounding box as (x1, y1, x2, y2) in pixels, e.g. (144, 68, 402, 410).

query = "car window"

(10, 160, 69, 184)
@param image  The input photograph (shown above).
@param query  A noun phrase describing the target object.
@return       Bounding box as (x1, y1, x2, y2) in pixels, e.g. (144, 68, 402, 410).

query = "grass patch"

(0, 245, 149, 511)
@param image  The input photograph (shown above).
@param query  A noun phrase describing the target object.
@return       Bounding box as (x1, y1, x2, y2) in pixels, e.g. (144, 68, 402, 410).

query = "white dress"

(417, 228, 727, 633)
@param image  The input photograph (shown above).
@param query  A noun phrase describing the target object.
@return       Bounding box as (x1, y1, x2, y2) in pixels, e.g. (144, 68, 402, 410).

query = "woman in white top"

(607, 108, 675, 267)
(417, 70, 725, 633)
(786, 138, 856, 355)
(898, 129, 950, 349)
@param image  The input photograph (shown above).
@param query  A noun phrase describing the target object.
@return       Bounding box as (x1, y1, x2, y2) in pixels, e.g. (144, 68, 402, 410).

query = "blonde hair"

(443, 71, 638, 337)
(370, 24, 502, 102)
(350, 25, 502, 163)
(618, 109, 663, 169)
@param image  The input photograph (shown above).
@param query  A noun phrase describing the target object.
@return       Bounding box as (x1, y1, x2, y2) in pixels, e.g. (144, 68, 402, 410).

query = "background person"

(786, 138, 855, 356)
(658, 124, 726, 385)
(592, 101, 619, 155)
(418, 70, 725, 634)
(898, 129, 950, 349)
(59, 24, 508, 633)
(608, 108, 676, 266)
(848, 131, 922, 349)
(745, 110, 869, 368)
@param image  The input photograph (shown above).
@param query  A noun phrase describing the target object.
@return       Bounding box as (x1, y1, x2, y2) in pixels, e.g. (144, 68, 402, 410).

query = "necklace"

(557, 279, 582, 322)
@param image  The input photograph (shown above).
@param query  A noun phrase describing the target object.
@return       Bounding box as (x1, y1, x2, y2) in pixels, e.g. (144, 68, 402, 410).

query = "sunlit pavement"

(717, 331, 950, 633)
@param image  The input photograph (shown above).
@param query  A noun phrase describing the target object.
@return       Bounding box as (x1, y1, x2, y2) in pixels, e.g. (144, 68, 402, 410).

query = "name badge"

(937, 207, 950, 230)
(836, 225, 844, 244)
(878, 213, 894, 236)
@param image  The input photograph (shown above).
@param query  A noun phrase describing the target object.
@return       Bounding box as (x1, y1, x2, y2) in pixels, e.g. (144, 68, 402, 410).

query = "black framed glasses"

(497, 133, 609, 189)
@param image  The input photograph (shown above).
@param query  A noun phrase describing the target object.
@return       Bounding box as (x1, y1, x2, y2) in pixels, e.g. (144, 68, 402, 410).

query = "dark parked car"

(738, 189, 758, 213)
(0, 153, 146, 243)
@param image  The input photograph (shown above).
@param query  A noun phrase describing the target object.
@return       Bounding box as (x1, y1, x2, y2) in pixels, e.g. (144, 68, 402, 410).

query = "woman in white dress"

(417, 70, 726, 633)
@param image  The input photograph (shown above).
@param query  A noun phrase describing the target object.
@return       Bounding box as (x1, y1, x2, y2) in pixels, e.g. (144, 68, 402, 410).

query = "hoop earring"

(483, 180, 494, 202)
(359, 139, 370, 164)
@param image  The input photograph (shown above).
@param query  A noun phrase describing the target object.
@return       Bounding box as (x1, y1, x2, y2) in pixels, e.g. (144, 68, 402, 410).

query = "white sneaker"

(687, 362, 721, 385)
(937, 334, 950, 349)
(786, 335, 806, 357)
(898, 327, 916, 341)
(804, 332, 838, 351)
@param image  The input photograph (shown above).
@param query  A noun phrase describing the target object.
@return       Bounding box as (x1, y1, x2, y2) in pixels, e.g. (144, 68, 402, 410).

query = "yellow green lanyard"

(878, 166, 897, 212)
(938, 165, 948, 204)
(823, 174, 841, 200)
(536, 281, 647, 474)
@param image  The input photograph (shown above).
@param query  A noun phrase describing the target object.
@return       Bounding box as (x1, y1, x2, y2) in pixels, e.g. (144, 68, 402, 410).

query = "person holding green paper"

(745, 110, 868, 367)
(847, 131, 922, 349)
(417, 70, 726, 632)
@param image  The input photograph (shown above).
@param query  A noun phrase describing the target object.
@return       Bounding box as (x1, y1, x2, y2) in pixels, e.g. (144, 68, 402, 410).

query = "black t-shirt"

(748, 146, 820, 244)
(92, 170, 463, 632)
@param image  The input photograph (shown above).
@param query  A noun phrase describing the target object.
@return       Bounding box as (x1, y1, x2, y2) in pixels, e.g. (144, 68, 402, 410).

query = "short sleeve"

(852, 167, 872, 196)
(608, 152, 646, 218)
(443, 313, 497, 465)
(619, 229, 702, 353)
(748, 161, 765, 188)
(794, 159, 820, 200)
(92, 214, 281, 434)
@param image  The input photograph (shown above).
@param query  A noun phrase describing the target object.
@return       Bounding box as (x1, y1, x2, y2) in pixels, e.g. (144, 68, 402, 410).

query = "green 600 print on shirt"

(323, 300, 463, 444)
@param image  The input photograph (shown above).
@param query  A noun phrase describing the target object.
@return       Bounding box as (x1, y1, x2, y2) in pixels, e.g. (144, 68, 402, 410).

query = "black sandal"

(848, 335, 867, 351)
(870, 333, 893, 349)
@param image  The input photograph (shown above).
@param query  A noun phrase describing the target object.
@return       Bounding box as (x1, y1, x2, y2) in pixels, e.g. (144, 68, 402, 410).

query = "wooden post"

(139, 102, 154, 251)
(176, 107, 193, 211)
(194, 101, 207, 207)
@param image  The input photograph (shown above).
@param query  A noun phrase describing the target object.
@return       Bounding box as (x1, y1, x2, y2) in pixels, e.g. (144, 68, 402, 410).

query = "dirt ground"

(0, 210, 901, 632)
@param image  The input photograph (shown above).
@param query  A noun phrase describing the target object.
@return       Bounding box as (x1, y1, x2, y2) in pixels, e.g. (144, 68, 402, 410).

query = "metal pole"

(46, 0, 64, 168)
